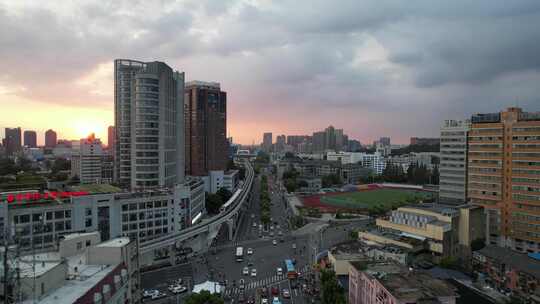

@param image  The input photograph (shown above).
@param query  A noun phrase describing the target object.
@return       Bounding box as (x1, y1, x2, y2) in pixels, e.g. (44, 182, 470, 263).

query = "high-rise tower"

(114, 59, 185, 189)
(184, 81, 227, 176)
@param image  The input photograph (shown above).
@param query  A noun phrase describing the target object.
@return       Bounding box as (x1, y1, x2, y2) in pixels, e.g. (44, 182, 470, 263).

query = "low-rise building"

(349, 261, 456, 304)
(0, 178, 205, 252)
(0, 232, 139, 304)
(202, 170, 240, 194)
(473, 245, 540, 301)
(327, 241, 370, 276)
(359, 204, 484, 261)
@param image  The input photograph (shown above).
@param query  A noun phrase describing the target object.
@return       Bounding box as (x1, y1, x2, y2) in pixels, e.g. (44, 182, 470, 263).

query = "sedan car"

(271, 286, 279, 295)
(142, 289, 159, 298)
(251, 268, 257, 277)
(243, 266, 249, 275)
(272, 297, 282, 304)
(247, 248, 253, 255)
(272, 239, 277, 245)
(151, 292, 167, 300)
(171, 286, 188, 294)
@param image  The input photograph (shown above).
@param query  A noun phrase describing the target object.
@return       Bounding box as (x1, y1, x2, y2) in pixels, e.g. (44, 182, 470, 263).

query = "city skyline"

(2, 1, 540, 145)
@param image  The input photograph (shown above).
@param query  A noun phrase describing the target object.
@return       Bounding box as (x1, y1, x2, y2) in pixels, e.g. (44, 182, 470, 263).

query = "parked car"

(251, 268, 257, 277)
(243, 266, 249, 275)
(247, 248, 253, 255)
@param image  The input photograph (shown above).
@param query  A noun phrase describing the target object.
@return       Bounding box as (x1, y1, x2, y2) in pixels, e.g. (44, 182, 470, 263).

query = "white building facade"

(439, 119, 470, 205)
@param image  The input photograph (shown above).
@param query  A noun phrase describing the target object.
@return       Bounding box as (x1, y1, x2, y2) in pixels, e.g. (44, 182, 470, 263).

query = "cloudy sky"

(1, 0, 540, 145)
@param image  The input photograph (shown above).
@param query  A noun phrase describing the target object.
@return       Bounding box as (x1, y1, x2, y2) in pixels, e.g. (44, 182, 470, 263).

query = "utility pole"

(3, 234, 9, 304)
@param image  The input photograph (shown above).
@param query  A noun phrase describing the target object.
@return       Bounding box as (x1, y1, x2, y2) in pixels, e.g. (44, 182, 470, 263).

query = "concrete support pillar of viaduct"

(227, 218, 235, 241)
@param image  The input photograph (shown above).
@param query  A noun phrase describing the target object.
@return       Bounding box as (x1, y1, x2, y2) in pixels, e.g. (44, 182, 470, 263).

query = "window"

(32, 213, 42, 222)
(65, 210, 71, 218)
(20, 214, 30, 223)
(86, 240, 91, 247)
(55, 222, 65, 231)
(77, 242, 82, 250)
(54, 211, 64, 219)
(85, 208, 92, 216)
(85, 218, 92, 227)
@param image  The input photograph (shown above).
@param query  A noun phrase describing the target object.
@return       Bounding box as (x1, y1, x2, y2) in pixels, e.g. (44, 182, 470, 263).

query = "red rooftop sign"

(6, 191, 89, 203)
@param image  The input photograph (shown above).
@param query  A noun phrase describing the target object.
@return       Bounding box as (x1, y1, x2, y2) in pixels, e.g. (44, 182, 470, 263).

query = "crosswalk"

(223, 264, 310, 296)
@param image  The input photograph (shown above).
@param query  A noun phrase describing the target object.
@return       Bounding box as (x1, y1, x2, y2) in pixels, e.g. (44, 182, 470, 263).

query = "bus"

(236, 247, 244, 262)
(284, 259, 297, 279)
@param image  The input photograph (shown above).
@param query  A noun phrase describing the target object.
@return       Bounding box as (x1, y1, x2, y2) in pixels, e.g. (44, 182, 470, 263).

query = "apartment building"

(439, 119, 470, 205)
(71, 134, 104, 184)
(468, 107, 540, 252)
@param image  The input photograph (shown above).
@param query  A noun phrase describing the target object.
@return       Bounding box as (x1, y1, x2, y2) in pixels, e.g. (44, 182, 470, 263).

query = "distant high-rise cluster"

(260, 125, 357, 154)
(45, 129, 57, 148)
(23, 130, 37, 148)
(262, 132, 273, 152)
(4, 127, 21, 156)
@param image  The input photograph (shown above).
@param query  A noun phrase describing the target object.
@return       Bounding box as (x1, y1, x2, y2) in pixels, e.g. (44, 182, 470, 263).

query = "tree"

(297, 179, 308, 188)
(206, 193, 224, 214)
(255, 151, 270, 163)
(51, 158, 70, 173)
(320, 269, 346, 304)
(322, 174, 341, 187)
(284, 178, 297, 193)
(0, 158, 17, 175)
(185, 290, 224, 304)
(216, 187, 232, 202)
(471, 238, 486, 251)
(282, 169, 299, 180)
(431, 165, 440, 185)
(439, 256, 459, 269)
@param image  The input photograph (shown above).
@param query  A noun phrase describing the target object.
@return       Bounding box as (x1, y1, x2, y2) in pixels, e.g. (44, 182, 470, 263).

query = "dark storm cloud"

(1, 0, 540, 143)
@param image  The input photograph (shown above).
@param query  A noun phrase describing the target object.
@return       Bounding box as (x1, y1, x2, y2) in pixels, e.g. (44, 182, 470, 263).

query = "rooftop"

(400, 203, 458, 217)
(72, 184, 121, 194)
(28, 264, 118, 304)
(380, 272, 455, 302)
(477, 245, 540, 278)
(352, 263, 457, 302)
(96, 237, 130, 248)
(361, 229, 424, 247)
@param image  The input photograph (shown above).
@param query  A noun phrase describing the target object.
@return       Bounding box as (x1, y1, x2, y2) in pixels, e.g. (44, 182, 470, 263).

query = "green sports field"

(319, 188, 434, 211)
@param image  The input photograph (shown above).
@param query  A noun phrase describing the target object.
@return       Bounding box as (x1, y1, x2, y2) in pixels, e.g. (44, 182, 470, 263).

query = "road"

(140, 168, 369, 304)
